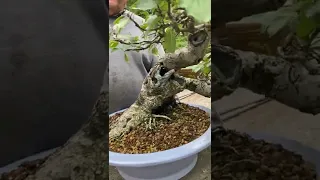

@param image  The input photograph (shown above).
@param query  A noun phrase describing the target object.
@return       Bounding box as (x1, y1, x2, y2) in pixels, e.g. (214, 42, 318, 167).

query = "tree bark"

(211, 44, 320, 115)
(185, 77, 211, 98)
(25, 92, 108, 180)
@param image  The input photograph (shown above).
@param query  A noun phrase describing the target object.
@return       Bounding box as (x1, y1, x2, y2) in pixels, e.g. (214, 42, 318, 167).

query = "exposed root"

(152, 114, 172, 121)
(145, 114, 172, 130)
(145, 116, 156, 130)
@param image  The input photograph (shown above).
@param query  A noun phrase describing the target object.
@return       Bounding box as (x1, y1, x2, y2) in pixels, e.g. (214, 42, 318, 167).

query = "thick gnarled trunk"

(109, 64, 211, 140)
(25, 92, 108, 180)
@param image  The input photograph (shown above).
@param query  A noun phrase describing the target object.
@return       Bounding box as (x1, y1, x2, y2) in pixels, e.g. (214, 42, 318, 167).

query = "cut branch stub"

(160, 29, 210, 70)
(189, 30, 208, 47)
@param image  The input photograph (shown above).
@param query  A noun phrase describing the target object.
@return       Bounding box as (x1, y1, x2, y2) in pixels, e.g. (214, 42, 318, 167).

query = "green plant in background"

(237, 0, 320, 49)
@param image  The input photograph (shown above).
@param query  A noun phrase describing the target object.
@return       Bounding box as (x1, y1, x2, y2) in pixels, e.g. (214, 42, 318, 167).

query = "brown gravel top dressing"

(212, 129, 317, 180)
(109, 103, 210, 154)
(0, 158, 47, 180)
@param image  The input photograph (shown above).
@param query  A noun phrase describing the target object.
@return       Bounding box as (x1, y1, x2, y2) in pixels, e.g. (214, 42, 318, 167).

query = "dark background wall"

(0, 0, 108, 166)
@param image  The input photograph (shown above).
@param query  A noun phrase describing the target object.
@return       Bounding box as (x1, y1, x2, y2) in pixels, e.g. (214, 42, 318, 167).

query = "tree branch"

(160, 29, 211, 70)
(184, 77, 211, 98)
(211, 44, 320, 115)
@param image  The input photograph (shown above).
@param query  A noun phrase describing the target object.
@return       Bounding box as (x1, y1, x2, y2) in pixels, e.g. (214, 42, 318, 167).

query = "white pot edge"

(109, 103, 211, 167)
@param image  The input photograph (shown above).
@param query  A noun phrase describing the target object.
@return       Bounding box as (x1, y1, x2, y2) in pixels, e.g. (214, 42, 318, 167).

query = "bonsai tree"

(108, 0, 212, 140)
(3, 0, 211, 180)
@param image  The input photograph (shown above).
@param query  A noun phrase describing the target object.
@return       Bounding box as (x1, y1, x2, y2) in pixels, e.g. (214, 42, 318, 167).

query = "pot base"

(116, 155, 198, 180)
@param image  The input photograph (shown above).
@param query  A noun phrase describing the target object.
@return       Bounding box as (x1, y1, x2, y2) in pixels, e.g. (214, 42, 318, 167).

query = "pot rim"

(109, 103, 211, 167)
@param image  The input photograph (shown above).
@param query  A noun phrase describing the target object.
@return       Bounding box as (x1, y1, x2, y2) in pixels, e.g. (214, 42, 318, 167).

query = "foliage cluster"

(109, 0, 211, 76)
(238, 0, 320, 46)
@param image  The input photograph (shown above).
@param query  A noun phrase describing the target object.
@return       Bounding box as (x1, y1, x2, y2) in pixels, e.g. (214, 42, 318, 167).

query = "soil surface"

(212, 128, 317, 180)
(109, 103, 210, 154)
(0, 158, 47, 180)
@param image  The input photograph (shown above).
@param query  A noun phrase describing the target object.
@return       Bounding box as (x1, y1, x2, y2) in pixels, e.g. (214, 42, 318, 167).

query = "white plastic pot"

(109, 104, 211, 180)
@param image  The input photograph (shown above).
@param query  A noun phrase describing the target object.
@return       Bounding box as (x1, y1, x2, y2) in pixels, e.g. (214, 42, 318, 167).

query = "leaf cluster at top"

(109, 0, 211, 76)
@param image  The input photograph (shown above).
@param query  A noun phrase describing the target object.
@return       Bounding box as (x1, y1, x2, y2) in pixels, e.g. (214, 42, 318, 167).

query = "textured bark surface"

(160, 30, 211, 70)
(211, 44, 320, 115)
(109, 29, 211, 140)
(211, 0, 320, 115)
(25, 92, 108, 180)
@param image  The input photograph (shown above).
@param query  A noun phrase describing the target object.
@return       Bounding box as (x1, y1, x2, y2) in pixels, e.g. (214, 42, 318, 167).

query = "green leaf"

(296, 13, 317, 38)
(113, 16, 124, 25)
(116, 34, 132, 40)
(113, 17, 129, 33)
(202, 66, 211, 75)
(130, 36, 140, 42)
(140, 23, 148, 30)
(132, 0, 156, 10)
(109, 40, 119, 48)
(176, 35, 188, 48)
(238, 9, 298, 37)
(179, 0, 211, 22)
(151, 46, 159, 55)
(146, 15, 160, 31)
(163, 27, 176, 53)
(111, 48, 118, 52)
(124, 53, 129, 62)
(157, 0, 168, 12)
(190, 64, 203, 72)
(203, 53, 211, 61)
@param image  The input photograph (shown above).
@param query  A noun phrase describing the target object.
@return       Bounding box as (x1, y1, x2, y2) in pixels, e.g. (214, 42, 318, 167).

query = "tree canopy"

(109, 0, 212, 76)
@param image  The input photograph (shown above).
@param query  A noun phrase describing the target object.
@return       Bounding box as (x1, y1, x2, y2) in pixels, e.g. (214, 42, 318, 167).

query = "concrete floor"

(215, 88, 320, 151)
